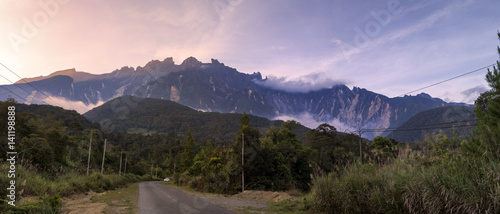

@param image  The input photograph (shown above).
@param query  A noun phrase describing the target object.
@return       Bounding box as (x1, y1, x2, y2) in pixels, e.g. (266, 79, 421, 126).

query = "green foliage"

(310, 147, 500, 213)
(371, 136, 392, 150)
(0, 162, 147, 213)
(304, 123, 359, 175)
(181, 129, 196, 171)
(1, 195, 61, 214)
(19, 134, 54, 171)
(463, 32, 500, 162)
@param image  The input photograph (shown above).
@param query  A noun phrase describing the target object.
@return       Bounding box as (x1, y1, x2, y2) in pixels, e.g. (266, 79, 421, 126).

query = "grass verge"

(0, 163, 155, 213)
(92, 182, 140, 214)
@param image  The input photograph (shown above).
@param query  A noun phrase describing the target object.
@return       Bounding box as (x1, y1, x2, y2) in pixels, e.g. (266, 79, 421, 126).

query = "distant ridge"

(14, 68, 100, 83)
(386, 106, 476, 143)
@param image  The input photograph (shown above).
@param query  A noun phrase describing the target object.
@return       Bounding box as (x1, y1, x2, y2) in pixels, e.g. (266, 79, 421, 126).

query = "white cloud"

(460, 85, 489, 104)
(254, 72, 347, 93)
(41, 96, 105, 114)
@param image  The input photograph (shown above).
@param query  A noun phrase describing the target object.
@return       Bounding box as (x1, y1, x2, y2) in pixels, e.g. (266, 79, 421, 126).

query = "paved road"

(138, 181, 235, 214)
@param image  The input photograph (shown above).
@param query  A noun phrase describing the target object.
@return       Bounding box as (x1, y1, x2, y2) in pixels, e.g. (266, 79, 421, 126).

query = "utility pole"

(87, 130, 93, 176)
(151, 163, 153, 177)
(124, 156, 127, 175)
(101, 139, 107, 174)
(119, 151, 123, 176)
(358, 130, 363, 165)
(79, 140, 84, 164)
(242, 133, 244, 192)
(155, 164, 158, 178)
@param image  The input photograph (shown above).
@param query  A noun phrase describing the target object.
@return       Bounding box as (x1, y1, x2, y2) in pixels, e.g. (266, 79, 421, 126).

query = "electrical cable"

(0, 72, 49, 104)
(0, 62, 62, 106)
(0, 85, 29, 103)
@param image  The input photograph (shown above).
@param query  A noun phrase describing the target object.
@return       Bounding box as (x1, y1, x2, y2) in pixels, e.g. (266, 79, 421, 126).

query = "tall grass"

(310, 145, 500, 214)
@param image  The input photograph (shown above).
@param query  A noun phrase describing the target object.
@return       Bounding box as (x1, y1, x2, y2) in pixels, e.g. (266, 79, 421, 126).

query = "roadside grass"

(92, 182, 140, 214)
(229, 198, 310, 214)
(0, 163, 155, 213)
(309, 149, 500, 213)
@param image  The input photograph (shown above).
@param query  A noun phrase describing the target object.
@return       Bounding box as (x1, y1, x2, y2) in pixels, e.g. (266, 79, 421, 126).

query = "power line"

(308, 120, 477, 145)
(364, 123, 477, 133)
(379, 123, 476, 133)
(0, 62, 62, 106)
(0, 72, 48, 104)
(363, 119, 479, 132)
(0, 86, 29, 103)
(396, 63, 495, 97)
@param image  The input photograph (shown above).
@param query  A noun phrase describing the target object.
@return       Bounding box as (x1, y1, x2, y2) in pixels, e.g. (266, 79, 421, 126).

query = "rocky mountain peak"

(163, 57, 175, 64)
(210, 58, 224, 66)
(249, 72, 263, 80)
(180, 56, 202, 69)
(416, 93, 432, 99)
(145, 60, 162, 68)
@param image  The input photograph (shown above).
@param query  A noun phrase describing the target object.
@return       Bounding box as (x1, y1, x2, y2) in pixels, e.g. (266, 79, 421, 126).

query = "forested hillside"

(386, 106, 476, 142)
(84, 96, 309, 142)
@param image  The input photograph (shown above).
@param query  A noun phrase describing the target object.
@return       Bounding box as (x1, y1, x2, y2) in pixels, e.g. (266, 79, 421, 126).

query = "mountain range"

(1, 57, 470, 138)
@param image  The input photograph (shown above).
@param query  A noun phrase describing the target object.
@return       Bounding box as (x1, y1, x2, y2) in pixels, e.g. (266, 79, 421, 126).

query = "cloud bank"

(461, 85, 488, 104)
(41, 96, 105, 114)
(255, 73, 347, 93)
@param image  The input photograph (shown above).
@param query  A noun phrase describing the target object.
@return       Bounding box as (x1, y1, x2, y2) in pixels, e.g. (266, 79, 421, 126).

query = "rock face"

(1, 57, 464, 135)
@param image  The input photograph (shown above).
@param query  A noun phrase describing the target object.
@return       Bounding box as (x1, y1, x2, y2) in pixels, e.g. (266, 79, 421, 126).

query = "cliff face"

(3, 57, 458, 135)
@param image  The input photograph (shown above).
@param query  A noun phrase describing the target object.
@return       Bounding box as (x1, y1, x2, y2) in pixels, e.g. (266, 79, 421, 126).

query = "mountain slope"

(83, 96, 307, 142)
(386, 106, 476, 143)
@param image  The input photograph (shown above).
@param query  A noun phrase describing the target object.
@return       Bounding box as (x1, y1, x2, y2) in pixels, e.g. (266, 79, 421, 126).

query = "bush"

(310, 147, 500, 214)
(0, 195, 61, 214)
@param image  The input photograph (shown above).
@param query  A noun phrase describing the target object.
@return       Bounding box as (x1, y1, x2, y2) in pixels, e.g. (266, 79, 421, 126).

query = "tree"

(304, 123, 337, 149)
(181, 129, 196, 170)
(304, 123, 346, 174)
(370, 136, 392, 150)
(19, 134, 54, 171)
(463, 32, 500, 161)
(240, 112, 250, 129)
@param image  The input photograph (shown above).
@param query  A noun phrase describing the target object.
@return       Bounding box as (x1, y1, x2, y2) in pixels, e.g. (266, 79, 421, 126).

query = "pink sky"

(1, 0, 498, 104)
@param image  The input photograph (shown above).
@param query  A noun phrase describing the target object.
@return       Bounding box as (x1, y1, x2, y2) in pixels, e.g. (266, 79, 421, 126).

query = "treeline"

(120, 112, 374, 194)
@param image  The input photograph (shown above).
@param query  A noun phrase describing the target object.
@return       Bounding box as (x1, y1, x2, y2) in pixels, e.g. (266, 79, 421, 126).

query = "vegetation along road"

(138, 181, 235, 214)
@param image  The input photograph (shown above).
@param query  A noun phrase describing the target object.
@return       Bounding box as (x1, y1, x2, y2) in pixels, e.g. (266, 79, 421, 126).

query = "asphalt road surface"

(138, 181, 235, 214)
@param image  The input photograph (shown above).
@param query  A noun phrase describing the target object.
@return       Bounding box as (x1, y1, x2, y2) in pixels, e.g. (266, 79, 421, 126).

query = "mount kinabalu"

(3, 57, 461, 134)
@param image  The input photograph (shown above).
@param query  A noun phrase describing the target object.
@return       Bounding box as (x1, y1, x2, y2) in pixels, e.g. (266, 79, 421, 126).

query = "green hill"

(386, 106, 476, 143)
(83, 96, 309, 142)
(16, 103, 96, 131)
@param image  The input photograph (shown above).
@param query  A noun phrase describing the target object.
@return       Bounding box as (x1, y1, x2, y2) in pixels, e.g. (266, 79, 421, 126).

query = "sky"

(1, 0, 499, 104)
